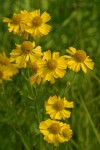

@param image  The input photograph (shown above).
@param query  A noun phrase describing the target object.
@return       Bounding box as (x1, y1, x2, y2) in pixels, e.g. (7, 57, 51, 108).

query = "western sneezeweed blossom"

(65, 47, 94, 73)
(39, 119, 73, 146)
(39, 119, 62, 146)
(60, 124, 73, 142)
(0, 65, 14, 83)
(30, 74, 42, 85)
(29, 61, 43, 85)
(10, 41, 42, 68)
(26, 9, 51, 38)
(37, 50, 67, 83)
(45, 95, 74, 120)
(3, 10, 30, 36)
(0, 52, 18, 76)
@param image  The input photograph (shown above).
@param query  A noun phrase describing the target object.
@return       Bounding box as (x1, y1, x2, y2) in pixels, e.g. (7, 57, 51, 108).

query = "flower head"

(65, 47, 94, 73)
(3, 10, 30, 35)
(37, 50, 67, 83)
(26, 9, 51, 38)
(45, 95, 74, 120)
(39, 119, 63, 146)
(10, 41, 42, 68)
(60, 124, 73, 142)
(0, 65, 13, 83)
(39, 119, 73, 146)
(29, 61, 43, 85)
(0, 52, 18, 76)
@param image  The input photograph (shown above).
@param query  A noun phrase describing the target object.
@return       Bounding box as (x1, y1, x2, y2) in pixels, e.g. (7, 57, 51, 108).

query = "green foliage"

(0, 0, 100, 150)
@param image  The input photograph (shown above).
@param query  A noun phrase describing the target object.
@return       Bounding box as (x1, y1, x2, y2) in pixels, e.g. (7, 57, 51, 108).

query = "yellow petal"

(39, 24, 51, 35)
(81, 63, 87, 73)
(52, 52, 59, 59)
(31, 9, 40, 17)
(74, 63, 81, 72)
(44, 50, 51, 60)
(84, 61, 94, 70)
(41, 11, 51, 22)
(3, 17, 12, 22)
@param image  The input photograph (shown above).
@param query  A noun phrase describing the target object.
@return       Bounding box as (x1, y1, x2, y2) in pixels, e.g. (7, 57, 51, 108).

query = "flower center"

(21, 41, 33, 54)
(0, 71, 3, 79)
(31, 63, 38, 73)
(32, 16, 43, 26)
(47, 59, 57, 70)
(62, 128, 72, 137)
(49, 123, 61, 134)
(74, 50, 87, 62)
(0, 57, 10, 66)
(54, 100, 64, 111)
(12, 14, 22, 25)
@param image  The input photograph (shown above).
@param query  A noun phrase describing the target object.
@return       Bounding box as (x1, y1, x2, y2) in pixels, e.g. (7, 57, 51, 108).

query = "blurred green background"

(0, 0, 100, 150)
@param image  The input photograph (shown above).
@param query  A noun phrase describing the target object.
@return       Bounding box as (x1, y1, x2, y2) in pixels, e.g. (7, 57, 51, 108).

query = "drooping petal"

(41, 11, 51, 22)
(39, 23, 51, 35)
(81, 63, 87, 73)
(84, 61, 94, 70)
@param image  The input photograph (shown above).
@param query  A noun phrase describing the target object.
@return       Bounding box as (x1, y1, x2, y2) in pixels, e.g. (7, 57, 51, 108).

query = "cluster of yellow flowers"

(3, 9, 51, 39)
(2, 9, 94, 85)
(2, 8, 94, 146)
(39, 95, 74, 146)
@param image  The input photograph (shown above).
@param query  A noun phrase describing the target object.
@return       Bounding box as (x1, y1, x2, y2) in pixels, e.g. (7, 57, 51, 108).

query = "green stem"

(38, 0, 41, 9)
(1, 81, 10, 109)
(71, 139, 79, 149)
(63, 72, 76, 97)
(14, 128, 30, 150)
(90, 71, 100, 85)
(80, 95, 100, 144)
(2, 82, 30, 150)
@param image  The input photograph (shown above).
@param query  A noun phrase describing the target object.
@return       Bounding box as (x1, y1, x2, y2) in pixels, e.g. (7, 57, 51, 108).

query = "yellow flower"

(30, 74, 42, 85)
(10, 41, 42, 68)
(0, 52, 10, 65)
(37, 50, 67, 83)
(65, 47, 94, 73)
(45, 95, 74, 120)
(0, 52, 18, 76)
(39, 119, 64, 146)
(26, 9, 51, 38)
(29, 61, 43, 85)
(60, 124, 73, 142)
(0, 65, 13, 83)
(3, 10, 30, 35)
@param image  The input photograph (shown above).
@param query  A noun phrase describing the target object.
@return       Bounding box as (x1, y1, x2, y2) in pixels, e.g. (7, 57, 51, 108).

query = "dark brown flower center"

(32, 16, 43, 26)
(0, 57, 10, 66)
(47, 59, 57, 70)
(74, 50, 87, 62)
(31, 63, 38, 73)
(54, 100, 64, 111)
(62, 128, 72, 138)
(12, 14, 22, 25)
(21, 41, 33, 54)
(49, 123, 61, 134)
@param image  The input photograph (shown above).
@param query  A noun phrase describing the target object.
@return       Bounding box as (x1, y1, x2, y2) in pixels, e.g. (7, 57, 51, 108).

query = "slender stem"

(71, 139, 79, 149)
(2, 82, 30, 150)
(90, 71, 100, 85)
(38, 0, 41, 9)
(63, 72, 76, 97)
(80, 94, 100, 144)
(14, 128, 30, 150)
(1, 81, 10, 109)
